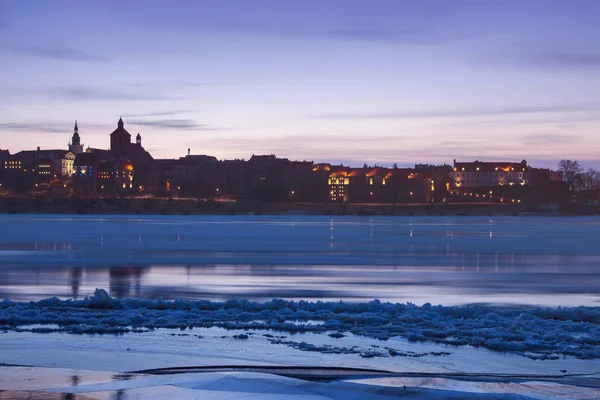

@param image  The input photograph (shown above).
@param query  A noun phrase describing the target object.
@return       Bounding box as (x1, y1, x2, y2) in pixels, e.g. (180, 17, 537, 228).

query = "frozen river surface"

(0, 214, 599, 306)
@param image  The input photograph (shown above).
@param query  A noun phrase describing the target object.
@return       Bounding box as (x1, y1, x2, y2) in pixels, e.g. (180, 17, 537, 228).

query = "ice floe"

(1, 289, 599, 359)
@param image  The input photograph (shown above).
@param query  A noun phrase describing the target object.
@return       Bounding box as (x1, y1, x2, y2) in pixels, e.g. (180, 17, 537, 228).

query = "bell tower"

(110, 117, 131, 154)
(69, 121, 84, 154)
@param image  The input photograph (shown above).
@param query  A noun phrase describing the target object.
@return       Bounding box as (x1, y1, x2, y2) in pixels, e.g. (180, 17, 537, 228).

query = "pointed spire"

(71, 120, 81, 146)
(118, 117, 124, 128)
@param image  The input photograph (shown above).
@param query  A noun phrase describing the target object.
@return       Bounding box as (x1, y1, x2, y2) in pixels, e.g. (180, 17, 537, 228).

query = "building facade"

(72, 118, 156, 195)
(451, 160, 530, 188)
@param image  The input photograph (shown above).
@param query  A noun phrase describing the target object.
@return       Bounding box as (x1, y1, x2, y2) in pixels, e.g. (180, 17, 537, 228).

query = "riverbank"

(1, 196, 594, 216)
(0, 325, 597, 399)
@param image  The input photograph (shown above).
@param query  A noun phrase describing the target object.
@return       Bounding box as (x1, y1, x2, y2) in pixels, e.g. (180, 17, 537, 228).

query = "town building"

(449, 160, 569, 203)
(451, 160, 530, 188)
(72, 118, 156, 195)
(321, 164, 451, 204)
(0, 149, 10, 173)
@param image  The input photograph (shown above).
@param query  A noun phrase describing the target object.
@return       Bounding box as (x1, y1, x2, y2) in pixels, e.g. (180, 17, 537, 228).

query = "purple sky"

(1, 0, 599, 168)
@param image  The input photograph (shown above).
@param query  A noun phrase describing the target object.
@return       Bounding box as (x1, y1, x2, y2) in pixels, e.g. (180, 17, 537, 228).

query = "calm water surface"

(0, 215, 598, 306)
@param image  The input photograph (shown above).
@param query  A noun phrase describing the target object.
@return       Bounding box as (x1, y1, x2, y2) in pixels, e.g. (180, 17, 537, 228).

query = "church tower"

(69, 121, 84, 154)
(136, 133, 141, 146)
(110, 117, 131, 154)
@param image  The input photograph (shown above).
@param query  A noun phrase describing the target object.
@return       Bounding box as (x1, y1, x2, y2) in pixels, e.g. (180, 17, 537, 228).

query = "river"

(0, 214, 598, 306)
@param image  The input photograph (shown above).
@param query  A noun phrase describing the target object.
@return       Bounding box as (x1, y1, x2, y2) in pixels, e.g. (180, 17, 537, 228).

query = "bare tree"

(558, 160, 583, 192)
(580, 169, 600, 198)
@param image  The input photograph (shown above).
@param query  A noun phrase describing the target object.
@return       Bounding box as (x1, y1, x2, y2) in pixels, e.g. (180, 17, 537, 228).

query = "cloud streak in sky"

(54, 86, 175, 101)
(128, 118, 222, 130)
(0, 120, 109, 134)
(0, 122, 66, 134)
(121, 110, 191, 118)
(313, 104, 598, 120)
(532, 52, 600, 69)
(9, 45, 108, 62)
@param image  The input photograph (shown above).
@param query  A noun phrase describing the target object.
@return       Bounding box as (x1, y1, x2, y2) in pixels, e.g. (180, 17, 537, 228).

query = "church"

(72, 118, 156, 194)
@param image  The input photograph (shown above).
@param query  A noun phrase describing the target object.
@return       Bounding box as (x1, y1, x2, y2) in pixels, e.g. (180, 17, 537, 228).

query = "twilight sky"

(1, 0, 600, 168)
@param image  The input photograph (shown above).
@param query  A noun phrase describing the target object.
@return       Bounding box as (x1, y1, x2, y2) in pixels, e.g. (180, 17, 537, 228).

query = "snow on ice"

(1, 289, 599, 360)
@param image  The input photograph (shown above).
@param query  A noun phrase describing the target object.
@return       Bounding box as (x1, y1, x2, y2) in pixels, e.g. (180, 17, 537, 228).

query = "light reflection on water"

(0, 215, 598, 306)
